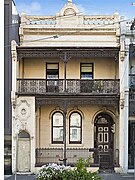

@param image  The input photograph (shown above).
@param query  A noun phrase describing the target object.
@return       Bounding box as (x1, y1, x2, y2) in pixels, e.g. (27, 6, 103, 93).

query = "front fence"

(35, 148, 119, 167)
(36, 148, 91, 166)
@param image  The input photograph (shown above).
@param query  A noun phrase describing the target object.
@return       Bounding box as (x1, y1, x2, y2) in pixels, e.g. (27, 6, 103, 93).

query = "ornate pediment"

(59, 0, 79, 17)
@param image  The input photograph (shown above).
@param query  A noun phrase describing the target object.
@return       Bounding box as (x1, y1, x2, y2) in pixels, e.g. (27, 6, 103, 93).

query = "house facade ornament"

(16, 100, 31, 121)
(120, 50, 126, 61)
(59, 0, 79, 17)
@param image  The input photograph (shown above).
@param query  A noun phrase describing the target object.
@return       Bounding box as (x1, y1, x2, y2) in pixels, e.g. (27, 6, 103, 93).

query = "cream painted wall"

(36, 105, 118, 150)
(19, 59, 45, 78)
(19, 57, 118, 79)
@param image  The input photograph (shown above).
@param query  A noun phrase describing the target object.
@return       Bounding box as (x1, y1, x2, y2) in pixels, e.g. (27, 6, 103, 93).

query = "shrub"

(36, 157, 101, 180)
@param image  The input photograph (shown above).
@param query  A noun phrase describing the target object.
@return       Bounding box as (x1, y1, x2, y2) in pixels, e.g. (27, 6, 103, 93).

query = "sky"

(14, 0, 135, 20)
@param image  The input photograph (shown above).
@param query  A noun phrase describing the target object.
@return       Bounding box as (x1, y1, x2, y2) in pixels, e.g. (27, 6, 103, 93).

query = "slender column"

(63, 101, 67, 166)
(64, 52, 67, 92)
(61, 51, 70, 165)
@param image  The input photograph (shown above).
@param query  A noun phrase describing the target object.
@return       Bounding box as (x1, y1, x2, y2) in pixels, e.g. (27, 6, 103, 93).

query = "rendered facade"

(10, 0, 135, 174)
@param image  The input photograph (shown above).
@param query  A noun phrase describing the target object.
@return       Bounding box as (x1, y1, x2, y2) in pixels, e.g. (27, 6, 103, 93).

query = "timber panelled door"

(94, 113, 114, 170)
(17, 131, 30, 172)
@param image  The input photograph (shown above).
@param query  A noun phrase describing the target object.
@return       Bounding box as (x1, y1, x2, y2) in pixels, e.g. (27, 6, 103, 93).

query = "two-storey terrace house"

(11, 0, 128, 174)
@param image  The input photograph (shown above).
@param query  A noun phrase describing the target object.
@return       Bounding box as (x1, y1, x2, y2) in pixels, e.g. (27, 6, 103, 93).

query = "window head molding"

(67, 108, 84, 120)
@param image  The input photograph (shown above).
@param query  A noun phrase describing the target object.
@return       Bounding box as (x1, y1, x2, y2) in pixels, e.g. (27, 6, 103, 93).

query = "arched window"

(69, 112, 82, 144)
(52, 112, 63, 144)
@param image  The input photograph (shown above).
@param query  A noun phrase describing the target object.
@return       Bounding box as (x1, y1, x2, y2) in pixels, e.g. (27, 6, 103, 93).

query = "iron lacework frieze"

(17, 47, 119, 60)
(35, 96, 119, 107)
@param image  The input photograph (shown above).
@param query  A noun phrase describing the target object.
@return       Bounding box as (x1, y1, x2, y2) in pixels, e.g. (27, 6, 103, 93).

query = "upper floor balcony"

(17, 78, 119, 96)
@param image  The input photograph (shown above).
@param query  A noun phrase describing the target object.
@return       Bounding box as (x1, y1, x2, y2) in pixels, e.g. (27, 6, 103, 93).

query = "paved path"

(4, 173, 135, 180)
(99, 173, 135, 180)
(4, 174, 36, 180)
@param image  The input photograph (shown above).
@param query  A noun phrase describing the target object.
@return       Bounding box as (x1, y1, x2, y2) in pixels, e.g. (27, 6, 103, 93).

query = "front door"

(17, 131, 30, 172)
(94, 113, 114, 170)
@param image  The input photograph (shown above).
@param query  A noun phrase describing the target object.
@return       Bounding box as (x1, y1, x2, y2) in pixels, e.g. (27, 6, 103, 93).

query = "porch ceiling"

(17, 46, 119, 60)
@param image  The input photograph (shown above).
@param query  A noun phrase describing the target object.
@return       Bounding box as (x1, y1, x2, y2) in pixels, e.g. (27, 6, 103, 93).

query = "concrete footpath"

(4, 173, 135, 180)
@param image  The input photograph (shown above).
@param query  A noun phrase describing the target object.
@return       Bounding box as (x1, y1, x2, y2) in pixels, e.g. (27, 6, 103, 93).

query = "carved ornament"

(16, 100, 31, 121)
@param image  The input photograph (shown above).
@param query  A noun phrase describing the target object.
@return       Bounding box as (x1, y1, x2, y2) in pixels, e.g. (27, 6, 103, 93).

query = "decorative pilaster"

(11, 40, 17, 103)
(119, 33, 129, 172)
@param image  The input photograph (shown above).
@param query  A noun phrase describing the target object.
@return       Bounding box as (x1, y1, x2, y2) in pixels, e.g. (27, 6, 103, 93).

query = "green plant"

(36, 157, 101, 180)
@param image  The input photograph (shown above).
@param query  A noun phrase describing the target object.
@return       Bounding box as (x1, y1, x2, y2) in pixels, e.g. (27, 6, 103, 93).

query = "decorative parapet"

(25, 16, 56, 25)
(83, 16, 114, 26)
(20, 14, 119, 32)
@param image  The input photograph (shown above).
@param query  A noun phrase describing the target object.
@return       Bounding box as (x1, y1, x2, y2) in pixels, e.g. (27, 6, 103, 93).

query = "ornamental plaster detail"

(59, 0, 79, 17)
(16, 100, 31, 121)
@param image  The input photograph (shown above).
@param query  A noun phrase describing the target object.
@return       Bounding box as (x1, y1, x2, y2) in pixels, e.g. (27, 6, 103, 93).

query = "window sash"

(52, 112, 63, 143)
(46, 63, 59, 79)
(70, 127, 81, 142)
(53, 127, 63, 142)
(69, 113, 82, 143)
(81, 63, 93, 79)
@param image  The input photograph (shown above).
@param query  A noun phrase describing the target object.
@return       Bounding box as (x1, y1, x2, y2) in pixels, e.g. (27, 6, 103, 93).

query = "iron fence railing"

(35, 148, 91, 166)
(35, 148, 119, 167)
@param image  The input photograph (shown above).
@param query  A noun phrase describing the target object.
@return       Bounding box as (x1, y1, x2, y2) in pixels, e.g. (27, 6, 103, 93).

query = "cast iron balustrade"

(129, 74, 135, 89)
(17, 79, 119, 95)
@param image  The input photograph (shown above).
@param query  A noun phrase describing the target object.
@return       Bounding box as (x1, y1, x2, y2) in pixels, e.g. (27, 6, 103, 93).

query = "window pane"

(81, 66, 92, 72)
(70, 128, 80, 141)
(53, 113, 63, 126)
(47, 64, 58, 69)
(70, 113, 81, 126)
(53, 127, 63, 142)
(47, 74, 58, 79)
(81, 74, 92, 79)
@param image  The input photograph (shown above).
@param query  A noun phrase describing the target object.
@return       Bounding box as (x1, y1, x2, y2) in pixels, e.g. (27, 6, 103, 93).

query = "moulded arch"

(67, 108, 84, 120)
(91, 108, 116, 124)
(49, 108, 64, 120)
(18, 130, 30, 138)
